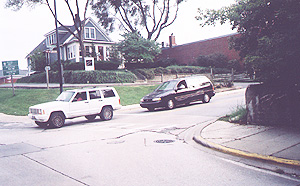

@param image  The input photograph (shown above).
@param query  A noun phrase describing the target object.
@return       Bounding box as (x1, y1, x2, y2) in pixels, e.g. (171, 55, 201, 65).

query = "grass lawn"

(0, 85, 157, 116)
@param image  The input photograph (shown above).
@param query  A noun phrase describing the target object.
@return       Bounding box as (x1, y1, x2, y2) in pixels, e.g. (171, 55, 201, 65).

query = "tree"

(116, 32, 161, 64)
(92, 0, 184, 41)
(196, 0, 300, 85)
(6, 0, 92, 60)
(30, 50, 46, 71)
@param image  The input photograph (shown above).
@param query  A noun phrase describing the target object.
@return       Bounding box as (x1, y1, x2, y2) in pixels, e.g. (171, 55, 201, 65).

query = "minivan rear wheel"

(203, 94, 210, 103)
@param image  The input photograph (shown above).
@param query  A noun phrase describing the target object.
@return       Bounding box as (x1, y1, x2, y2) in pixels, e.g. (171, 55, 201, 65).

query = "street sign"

(2, 60, 19, 76)
(45, 66, 51, 71)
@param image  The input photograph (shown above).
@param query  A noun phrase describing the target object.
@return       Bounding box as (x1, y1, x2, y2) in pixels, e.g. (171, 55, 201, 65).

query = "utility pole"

(54, 0, 63, 93)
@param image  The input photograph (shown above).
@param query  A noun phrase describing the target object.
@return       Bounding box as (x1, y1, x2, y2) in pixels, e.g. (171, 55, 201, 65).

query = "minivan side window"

(102, 89, 115, 98)
(177, 80, 187, 89)
(89, 90, 101, 100)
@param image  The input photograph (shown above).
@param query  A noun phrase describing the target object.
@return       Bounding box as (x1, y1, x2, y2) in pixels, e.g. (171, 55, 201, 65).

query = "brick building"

(158, 33, 241, 65)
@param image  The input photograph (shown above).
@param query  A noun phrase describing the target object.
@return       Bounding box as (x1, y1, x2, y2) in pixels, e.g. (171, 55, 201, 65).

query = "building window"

(98, 46, 104, 61)
(67, 45, 76, 59)
(46, 34, 56, 46)
(85, 27, 96, 39)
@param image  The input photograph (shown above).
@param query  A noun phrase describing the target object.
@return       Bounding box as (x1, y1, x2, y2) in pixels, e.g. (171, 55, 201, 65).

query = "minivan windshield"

(56, 91, 75, 102)
(155, 80, 178, 91)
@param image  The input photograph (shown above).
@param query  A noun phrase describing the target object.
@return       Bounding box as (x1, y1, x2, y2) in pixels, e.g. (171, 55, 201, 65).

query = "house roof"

(26, 17, 113, 58)
(162, 33, 239, 50)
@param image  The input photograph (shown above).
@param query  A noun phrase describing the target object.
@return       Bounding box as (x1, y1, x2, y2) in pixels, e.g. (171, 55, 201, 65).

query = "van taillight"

(119, 99, 121, 105)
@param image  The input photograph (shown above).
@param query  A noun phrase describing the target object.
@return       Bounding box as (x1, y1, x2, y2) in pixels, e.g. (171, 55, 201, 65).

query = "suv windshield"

(56, 91, 75, 102)
(156, 80, 178, 91)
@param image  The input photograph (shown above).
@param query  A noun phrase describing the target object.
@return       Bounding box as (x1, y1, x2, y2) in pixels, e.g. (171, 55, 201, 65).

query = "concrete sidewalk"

(193, 121, 300, 167)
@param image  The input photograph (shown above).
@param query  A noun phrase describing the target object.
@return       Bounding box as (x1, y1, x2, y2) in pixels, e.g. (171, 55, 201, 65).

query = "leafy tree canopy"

(115, 32, 161, 64)
(30, 50, 46, 72)
(92, 0, 185, 41)
(6, 0, 92, 58)
(196, 0, 300, 85)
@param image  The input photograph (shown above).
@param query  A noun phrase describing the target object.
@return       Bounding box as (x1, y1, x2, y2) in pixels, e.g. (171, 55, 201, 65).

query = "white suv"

(28, 87, 121, 128)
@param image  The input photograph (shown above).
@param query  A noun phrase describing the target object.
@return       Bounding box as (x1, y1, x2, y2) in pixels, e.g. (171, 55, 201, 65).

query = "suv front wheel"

(100, 106, 113, 121)
(49, 112, 65, 128)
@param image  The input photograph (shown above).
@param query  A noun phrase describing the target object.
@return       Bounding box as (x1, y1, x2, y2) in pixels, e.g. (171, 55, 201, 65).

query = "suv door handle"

(99, 100, 103, 101)
(84, 101, 89, 103)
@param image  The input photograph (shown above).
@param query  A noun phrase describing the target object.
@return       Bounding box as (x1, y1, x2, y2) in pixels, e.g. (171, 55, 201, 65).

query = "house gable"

(62, 17, 113, 45)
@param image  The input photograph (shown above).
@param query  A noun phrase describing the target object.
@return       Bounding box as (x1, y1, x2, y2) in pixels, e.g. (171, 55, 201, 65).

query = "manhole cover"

(154, 139, 175, 144)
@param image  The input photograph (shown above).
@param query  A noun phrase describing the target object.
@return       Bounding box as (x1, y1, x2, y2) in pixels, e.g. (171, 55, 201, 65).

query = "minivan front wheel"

(166, 99, 175, 110)
(202, 94, 210, 103)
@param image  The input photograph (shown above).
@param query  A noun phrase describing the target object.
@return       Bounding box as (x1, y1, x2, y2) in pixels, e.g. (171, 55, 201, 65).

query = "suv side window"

(73, 92, 87, 102)
(102, 89, 115, 98)
(89, 90, 101, 100)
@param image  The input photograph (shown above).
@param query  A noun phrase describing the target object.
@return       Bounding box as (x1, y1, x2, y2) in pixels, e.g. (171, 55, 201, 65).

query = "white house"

(26, 17, 115, 69)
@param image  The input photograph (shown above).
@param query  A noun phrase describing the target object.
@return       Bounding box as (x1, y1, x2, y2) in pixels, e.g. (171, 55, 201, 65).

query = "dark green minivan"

(140, 76, 215, 111)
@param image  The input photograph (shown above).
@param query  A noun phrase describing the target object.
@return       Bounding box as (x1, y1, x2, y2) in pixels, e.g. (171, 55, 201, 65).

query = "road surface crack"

(22, 154, 90, 186)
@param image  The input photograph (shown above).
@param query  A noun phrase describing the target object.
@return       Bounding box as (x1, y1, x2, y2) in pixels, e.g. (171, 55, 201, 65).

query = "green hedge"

(130, 66, 231, 80)
(50, 60, 120, 71)
(18, 70, 137, 84)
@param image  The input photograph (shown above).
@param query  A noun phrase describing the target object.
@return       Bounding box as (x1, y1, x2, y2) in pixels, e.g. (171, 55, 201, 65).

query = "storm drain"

(154, 139, 175, 144)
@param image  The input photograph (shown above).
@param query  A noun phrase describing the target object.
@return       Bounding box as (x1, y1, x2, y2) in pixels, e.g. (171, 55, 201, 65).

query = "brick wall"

(158, 34, 241, 65)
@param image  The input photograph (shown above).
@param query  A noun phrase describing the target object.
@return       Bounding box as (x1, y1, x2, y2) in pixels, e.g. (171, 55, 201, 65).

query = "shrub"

(18, 70, 137, 84)
(166, 66, 209, 74)
(65, 62, 85, 70)
(95, 61, 120, 70)
(193, 53, 230, 69)
(153, 67, 171, 75)
(50, 60, 121, 71)
(155, 58, 178, 67)
(125, 62, 155, 69)
(131, 69, 155, 80)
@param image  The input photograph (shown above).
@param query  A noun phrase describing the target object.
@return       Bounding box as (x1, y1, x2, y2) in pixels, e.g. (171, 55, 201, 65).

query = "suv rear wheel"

(100, 106, 113, 121)
(49, 112, 65, 128)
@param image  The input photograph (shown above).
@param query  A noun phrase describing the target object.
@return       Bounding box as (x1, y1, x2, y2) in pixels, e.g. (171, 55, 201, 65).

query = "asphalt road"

(0, 89, 299, 186)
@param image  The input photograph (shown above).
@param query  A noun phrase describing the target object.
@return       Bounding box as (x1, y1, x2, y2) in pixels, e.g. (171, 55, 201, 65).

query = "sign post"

(45, 66, 51, 89)
(2, 60, 19, 96)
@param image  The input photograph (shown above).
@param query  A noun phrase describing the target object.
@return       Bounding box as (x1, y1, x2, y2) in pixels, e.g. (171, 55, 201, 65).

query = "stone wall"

(245, 84, 300, 127)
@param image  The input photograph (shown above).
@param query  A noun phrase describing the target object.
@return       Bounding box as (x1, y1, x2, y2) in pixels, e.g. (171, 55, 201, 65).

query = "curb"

(193, 123, 300, 167)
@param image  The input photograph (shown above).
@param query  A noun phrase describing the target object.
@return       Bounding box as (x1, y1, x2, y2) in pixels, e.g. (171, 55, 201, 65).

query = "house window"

(98, 46, 104, 61)
(85, 27, 96, 39)
(67, 45, 76, 59)
(46, 34, 56, 46)
(85, 46, 90, 56)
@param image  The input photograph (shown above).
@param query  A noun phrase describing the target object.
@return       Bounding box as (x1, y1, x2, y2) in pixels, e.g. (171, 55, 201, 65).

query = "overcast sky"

(0, 0, 236, 70)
